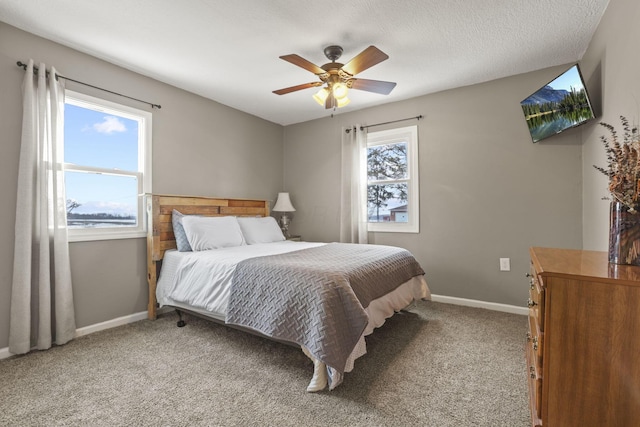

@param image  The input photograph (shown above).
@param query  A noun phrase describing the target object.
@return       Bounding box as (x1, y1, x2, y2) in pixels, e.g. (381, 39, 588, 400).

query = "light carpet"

(0, 301, 530, 426)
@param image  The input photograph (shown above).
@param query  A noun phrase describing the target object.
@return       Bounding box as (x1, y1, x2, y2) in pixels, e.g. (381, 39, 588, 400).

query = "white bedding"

(157, 241, 325, 314)
(156, 241, 430, 384)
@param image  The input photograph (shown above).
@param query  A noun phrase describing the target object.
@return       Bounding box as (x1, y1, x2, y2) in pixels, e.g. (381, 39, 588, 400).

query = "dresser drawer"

(528, 263, 545, 331)
(527, 310, 544, 369)
(526, 335, 543, 426)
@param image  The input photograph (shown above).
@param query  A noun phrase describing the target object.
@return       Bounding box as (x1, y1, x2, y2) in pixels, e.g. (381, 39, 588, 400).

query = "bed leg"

(176, 309, 186, 327)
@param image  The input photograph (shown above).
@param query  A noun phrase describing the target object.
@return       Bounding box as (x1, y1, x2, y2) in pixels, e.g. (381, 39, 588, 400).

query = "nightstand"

(286, 235, 301, 241)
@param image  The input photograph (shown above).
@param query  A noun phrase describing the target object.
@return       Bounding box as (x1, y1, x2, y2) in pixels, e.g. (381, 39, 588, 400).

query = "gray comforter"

(225, 243, 425, 381)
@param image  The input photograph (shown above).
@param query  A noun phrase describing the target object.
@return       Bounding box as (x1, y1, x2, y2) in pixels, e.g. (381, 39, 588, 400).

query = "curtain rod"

(345, 115, 423, 133)
(361, 115, 423, 130)
(16, 61, 161, 109)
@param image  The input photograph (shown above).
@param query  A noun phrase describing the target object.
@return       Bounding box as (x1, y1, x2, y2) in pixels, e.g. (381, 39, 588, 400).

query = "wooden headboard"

(145, 194, 270, 319)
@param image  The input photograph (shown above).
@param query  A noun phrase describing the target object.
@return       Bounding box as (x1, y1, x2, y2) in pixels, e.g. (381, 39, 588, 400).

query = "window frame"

(64, 90, 152, 242)
(366, 125, 419, 233)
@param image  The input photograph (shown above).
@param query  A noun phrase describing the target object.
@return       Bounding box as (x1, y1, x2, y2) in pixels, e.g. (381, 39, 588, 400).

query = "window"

(63, 91, 152, 241)
(366, 125, 419, 233)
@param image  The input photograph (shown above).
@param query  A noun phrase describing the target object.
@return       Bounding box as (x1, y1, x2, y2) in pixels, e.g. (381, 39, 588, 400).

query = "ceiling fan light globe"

(332, 82, 348, 99)
(313, 87, 329, 105)
(337, 97, 351, 108)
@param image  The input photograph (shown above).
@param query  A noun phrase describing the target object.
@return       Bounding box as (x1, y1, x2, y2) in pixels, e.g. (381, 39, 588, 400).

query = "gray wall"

(3, 0, 637, 350)
(283, 66, 584, 307)
(0, 22, 284, 350)
(581, 0, 640, 250)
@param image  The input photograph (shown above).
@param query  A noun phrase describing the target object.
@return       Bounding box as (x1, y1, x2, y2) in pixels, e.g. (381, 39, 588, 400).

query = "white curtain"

(10, 60, 76, 355)
(340, 125, 368, 244)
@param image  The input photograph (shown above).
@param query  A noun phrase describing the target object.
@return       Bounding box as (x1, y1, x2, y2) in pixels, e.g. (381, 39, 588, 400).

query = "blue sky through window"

(64, 103, 140, 217)
(64, 104, 138, 169)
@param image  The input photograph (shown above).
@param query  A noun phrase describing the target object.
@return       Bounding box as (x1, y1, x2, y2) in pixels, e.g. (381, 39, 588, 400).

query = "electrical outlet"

(499, 258, 511, 271)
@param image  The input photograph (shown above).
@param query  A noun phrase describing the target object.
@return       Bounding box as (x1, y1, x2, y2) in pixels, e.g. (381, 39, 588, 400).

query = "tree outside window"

(366, 125, 419, 233)
(367, 142, 408, 222)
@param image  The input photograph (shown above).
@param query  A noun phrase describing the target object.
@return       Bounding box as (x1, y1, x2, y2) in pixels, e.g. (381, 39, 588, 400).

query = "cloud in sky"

(93, 116, 126, 134)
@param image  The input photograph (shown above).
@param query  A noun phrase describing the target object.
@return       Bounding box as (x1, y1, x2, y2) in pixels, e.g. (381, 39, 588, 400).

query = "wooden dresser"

(526, 247, 640, 427)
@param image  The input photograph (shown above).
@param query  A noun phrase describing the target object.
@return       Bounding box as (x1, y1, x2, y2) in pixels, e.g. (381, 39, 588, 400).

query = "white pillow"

(182, 216, 246, 251)
(237, 216, 285, 244)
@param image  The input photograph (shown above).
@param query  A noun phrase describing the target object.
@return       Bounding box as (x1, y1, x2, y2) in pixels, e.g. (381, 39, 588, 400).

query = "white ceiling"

(0, 0, 609, 126)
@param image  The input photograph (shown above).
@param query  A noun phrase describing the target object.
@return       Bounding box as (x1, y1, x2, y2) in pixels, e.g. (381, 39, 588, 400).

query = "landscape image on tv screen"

(520, 64, 594, 143)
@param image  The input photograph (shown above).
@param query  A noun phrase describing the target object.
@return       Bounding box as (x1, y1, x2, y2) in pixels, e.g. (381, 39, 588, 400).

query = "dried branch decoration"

(593, 116, 640, 212)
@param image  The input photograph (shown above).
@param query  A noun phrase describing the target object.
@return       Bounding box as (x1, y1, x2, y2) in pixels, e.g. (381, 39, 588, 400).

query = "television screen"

(520, 64, 595, 143)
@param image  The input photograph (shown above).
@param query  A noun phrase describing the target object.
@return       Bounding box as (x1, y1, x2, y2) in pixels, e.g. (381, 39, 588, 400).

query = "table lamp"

(273, 192, 296, 238)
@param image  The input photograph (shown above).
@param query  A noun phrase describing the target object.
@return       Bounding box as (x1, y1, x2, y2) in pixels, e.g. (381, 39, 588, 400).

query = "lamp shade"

(336, 96, 350, 107)
(332, 82, 348, 100)
(273, 192, 296, 212)
(313, 87, 329, 106)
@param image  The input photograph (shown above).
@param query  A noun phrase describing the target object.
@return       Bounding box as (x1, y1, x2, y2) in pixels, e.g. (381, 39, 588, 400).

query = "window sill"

(68, 230, 146, 242)
(368, 223, 419, 233)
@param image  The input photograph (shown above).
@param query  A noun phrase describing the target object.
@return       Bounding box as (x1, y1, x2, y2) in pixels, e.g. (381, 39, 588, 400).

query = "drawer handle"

(526, 332, 539, 350)
(530, 367, 536, 379)
(527, 298, 537, 308)
(526, 273, 536, 289)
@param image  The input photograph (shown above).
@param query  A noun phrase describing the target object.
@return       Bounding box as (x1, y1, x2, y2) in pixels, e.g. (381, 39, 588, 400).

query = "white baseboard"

(74, 311, 149, 338)
(431, 294, 528, 316)
(0, 310, 150, 360)
(0, 347, 12, 360)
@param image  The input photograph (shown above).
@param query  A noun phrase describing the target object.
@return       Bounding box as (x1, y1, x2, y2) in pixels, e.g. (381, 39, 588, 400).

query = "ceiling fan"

(273, 45, 396, 109)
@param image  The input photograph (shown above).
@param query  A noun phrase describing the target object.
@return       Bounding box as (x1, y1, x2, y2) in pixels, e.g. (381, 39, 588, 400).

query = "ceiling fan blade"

(341, 46, 389, 76)
(279, 54, 326, 75)
(325, 92, 335, 109)
(349, 78, 397, 95)
(273, 81, 323, 95)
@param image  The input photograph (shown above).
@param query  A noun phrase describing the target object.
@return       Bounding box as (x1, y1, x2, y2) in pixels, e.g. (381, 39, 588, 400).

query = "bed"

(146, 194, 430, 391)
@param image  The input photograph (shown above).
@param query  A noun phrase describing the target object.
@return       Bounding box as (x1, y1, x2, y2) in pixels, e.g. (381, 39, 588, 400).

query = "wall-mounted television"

(520, 64, 595, 143)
